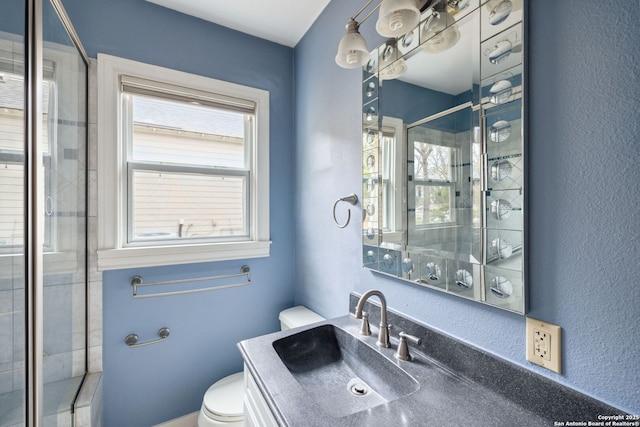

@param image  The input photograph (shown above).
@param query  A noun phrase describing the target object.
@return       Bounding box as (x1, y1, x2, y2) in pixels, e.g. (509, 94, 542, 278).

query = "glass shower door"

(0, 1, 27, 425)
(41, 0, 88, 424)
(0, 0, 88, 425)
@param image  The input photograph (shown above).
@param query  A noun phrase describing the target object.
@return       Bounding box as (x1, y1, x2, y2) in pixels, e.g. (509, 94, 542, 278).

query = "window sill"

(96, 240, 271, 271)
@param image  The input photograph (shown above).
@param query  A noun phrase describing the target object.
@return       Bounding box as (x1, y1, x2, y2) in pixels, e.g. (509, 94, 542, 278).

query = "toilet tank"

(279, 306, 324, 330)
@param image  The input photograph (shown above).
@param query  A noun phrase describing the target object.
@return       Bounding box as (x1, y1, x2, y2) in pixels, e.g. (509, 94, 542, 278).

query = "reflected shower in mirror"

(361, 0, 526, 313)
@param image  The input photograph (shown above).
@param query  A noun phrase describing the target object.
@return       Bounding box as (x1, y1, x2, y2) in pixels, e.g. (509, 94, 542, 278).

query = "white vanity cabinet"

(243, 364, 279, 427)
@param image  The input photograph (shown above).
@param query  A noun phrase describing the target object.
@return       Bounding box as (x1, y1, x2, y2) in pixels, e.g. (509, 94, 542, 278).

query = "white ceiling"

(146, 0, 331, 47)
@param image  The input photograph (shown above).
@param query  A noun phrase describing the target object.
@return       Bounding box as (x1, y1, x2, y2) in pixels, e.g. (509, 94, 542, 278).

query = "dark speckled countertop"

(237, 294, 626, 427)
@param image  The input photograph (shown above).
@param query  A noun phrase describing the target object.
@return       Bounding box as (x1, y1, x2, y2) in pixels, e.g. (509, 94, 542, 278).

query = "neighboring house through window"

(0, 71, 53, 252)
(97, 54, 270, 269)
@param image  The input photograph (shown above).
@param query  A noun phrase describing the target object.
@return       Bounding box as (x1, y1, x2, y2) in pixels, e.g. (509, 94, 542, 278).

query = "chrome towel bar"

(130, 265, 251, 298)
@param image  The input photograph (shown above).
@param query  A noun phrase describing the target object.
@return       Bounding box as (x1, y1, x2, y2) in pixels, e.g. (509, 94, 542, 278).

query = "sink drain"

(349, 381, 369, 396)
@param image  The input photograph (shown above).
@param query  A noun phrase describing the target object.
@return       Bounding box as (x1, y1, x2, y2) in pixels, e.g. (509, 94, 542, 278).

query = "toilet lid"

(203, 372, 244, 422)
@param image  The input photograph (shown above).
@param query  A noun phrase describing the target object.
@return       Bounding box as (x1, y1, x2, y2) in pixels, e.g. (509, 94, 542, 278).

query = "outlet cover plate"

(526, 317, 562, 374)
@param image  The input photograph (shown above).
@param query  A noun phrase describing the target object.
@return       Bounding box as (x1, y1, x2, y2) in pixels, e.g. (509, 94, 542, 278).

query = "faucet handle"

(395, 331, 422, 361)
(359, 312, 371, 336)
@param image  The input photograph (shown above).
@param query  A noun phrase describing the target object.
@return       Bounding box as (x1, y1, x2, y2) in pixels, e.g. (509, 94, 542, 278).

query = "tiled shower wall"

(87, 59, 102, 376)
(74, 58, 103, 427)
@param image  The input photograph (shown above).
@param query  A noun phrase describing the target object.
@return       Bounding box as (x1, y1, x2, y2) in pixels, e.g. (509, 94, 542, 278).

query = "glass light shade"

(376, 0, 421, 38)
(335, 20, 370, 68)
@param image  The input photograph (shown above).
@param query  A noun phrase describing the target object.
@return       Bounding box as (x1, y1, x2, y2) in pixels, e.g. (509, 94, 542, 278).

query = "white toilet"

(196, 306, 324, 427)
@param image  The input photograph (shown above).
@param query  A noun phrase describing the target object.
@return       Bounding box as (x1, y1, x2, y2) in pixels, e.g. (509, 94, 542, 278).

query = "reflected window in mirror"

(412, 140, 455, 227)
(381, 117, 404, 244)
(361, 0, 526, 314)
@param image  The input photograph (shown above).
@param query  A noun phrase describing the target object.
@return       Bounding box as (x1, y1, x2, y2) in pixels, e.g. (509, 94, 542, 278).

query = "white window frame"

(380, 116, 405, 244)
(409, 127, 457, 229)
(96, 54, 270, 270)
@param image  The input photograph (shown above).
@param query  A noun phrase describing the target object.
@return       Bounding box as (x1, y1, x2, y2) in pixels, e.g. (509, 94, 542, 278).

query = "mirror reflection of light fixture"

(402, 257, 415, 274)
(490, 199, 512, 220)
(488, 119, 512, 142)
(379, 39, 408, 80)
(489, 79, 513, 104)
(367, 227, 375, 239)
(380, 58, 408, 80)
(491, 238, 513, 259)
(490, 276, 513, 298)
(336, 0, 434, 69)
(366, 250, 376, 263)
(424, 262, 441, 281)
(488, 40, 513, 64)
(486, 0, 514, 26)
(365, 106, 377, 121)
(454, 269, 473, 289)
(490, 160, 513, 182)
(421, 4, 461, 54)
(366, 129, 377, 144)
(447, 0, 470, 13)
(383, 253, 395, 267)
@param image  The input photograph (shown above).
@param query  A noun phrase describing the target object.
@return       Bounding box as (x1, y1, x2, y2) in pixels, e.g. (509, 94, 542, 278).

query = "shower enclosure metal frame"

(23, 0, 90, 425)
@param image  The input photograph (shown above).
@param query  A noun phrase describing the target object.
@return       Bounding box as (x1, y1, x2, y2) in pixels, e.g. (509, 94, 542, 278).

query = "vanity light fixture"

(335, 18, 371, 68)
(335, 0, 436, 69)
(376, 0, 421, 37)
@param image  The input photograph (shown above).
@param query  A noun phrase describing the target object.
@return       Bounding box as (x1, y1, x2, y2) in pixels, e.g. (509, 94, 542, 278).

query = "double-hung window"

(379, 116, 404, 244)
(408, 123, 457, 227)
(97, 55, 270, 269)
(412, 140, 456, 226)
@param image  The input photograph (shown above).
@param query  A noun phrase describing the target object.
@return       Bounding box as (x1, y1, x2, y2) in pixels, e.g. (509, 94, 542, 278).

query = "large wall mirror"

(362, 0, 526, 313)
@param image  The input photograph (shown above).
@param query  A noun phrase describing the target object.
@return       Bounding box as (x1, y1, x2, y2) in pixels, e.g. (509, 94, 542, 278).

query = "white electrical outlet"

(526, 317, 562, 374)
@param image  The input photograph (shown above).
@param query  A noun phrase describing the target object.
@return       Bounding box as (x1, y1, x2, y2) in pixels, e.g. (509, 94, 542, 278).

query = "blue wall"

(61, 0, 640, 424)
(63, 1, 296, 426)
(382, 79, 456, 124)
(295, 0, 639, 416)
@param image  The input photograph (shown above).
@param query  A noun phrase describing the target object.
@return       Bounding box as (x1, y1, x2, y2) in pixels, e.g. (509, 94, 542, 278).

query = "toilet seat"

(202, 372, 244, 422)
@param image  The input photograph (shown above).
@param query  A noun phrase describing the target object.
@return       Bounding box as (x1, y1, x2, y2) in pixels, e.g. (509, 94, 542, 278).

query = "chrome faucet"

(355, 289, 390, 348)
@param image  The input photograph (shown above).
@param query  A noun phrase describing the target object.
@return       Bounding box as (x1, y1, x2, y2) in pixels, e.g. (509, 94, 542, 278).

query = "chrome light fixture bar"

(336, 0, 435, 69)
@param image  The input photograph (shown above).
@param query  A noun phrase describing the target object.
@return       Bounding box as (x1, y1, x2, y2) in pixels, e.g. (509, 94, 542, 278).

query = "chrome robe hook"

(333, 194, 358, 228)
